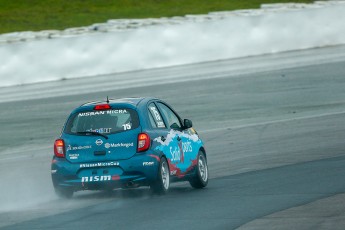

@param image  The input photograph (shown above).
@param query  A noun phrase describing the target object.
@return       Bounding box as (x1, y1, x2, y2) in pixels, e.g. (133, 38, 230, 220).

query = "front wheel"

(150, 157, 170, 194)
(190, 151, 208, 189)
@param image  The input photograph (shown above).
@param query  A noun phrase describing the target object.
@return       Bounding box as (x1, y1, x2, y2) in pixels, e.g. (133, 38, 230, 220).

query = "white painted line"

(0, 146, 50, 162)
(201, 110, 345, 133)
(0, 155, 31, 162)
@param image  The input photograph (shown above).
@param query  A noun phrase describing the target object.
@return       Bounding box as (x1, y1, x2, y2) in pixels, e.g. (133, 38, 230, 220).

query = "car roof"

(66, 97, 172, 130)
(76, 97, 159, 110)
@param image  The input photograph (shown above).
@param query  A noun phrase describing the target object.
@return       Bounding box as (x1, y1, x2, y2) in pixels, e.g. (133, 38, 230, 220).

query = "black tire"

(190, 151, 209, 189)
(54, 186, 74, 199)
(150, 157, 170, 194)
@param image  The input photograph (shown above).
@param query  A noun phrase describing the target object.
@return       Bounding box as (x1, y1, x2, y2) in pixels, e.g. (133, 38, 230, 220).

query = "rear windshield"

(64, 108, 139, 135)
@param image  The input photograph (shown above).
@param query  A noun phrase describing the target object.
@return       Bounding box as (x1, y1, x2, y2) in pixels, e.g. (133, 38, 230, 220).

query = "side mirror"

(183, 119, 193, 129)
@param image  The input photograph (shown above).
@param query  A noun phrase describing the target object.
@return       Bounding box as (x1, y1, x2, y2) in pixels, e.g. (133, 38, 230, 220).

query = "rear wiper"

(77, 131, 109, 139)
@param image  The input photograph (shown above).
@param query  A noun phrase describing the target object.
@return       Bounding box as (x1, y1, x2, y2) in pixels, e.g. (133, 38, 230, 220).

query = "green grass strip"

(0, 0, 314, 34)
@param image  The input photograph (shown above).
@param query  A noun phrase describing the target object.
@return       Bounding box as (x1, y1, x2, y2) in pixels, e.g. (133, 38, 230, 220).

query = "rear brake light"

(94, 104, 111, 110)
(54, 139, 65, 158)
(137, 133, 150, 152)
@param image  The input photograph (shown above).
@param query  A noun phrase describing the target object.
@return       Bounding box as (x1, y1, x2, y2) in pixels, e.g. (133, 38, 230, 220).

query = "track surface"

(0, 46, 345, 229)
(3, 156, 345, 230)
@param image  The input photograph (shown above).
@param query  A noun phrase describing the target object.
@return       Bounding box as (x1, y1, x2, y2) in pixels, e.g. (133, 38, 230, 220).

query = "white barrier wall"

(0, 1, 345, 87)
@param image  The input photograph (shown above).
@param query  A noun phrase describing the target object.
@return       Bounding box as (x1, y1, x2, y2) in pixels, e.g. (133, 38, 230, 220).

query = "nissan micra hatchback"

(52, 97, 208, 198)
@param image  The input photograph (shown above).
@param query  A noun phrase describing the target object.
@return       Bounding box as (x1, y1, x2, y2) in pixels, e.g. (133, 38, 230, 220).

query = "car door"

(147, 102, 182, 177)
(155, 102, 198, 177)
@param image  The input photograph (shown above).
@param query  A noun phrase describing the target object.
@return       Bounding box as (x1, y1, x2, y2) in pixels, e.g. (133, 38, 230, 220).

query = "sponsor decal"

(81, 175, 111, 182)
(173, 141, 192, 163)
(149, 105, 165, 128)
(104, 142, 134, 149)
(51, 170, 57, 174)
(78, 109, 128, 117)
(149, 106, 162, 121)
(106, 109, 128, 114)
(122, 123, 132, 131)
(86, 128, 112, 134)
(69, 153, 79, 160)
(170, 146, 181, 162)
(178, 142, 184, 163)
(154, 129, 203, 175)
(96, 139, 103, 146)
(143, 162, 154, 166)
(67, 145, 91, 151)
(78, 111, 105, 117)
(80, 161, 119, 168)
(157, 121, 165, 128)
(182, 141, 193, 153)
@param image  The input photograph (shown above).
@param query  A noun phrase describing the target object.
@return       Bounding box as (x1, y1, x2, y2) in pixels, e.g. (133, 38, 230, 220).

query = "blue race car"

(51, 97, 208, 198)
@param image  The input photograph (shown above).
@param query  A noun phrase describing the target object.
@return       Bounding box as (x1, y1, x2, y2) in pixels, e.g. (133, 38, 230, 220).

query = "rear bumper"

(51, 153, 160, 191)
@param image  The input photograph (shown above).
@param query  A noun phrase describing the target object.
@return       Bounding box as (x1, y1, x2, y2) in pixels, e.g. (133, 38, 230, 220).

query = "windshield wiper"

(77, 131, 109, 139)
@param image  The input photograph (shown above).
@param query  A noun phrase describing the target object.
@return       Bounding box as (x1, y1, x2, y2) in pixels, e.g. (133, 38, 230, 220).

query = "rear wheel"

(54, 186, 74, 199)
(151, 157, 170, 194)
(190, 151, 208, 189)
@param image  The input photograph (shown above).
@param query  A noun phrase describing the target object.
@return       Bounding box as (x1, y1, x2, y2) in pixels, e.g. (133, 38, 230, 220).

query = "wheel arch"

(199, 147, 207, 159)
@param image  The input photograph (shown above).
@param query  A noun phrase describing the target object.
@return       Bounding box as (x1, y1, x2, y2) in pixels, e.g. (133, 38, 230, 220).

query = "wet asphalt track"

(0, 46, 345, 229)
(3, 156, 345, 230)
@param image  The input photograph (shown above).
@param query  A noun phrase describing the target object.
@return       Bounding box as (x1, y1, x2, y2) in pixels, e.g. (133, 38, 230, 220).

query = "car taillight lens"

(54, 139, 65, 158)
(137, 133, 150, 152)
(94, 104, 111, 110)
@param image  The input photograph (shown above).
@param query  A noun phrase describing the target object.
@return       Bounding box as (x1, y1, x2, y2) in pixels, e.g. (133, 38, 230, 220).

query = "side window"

(157, 103, 182, 130)
(148, 103, 166, 128)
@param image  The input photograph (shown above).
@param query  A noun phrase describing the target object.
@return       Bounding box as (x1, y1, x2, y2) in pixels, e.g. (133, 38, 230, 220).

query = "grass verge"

(0, 0, 314, 34)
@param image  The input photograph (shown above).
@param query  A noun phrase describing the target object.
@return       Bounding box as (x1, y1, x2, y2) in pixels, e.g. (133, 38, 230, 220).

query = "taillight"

(137, 133, 150, 152)
(54, 139, 65, 158)
(94, 104, 111, 110)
